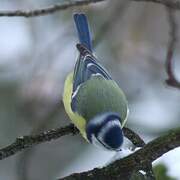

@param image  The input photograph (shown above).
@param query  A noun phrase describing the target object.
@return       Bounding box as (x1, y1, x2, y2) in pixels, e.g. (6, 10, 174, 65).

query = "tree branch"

(60, 127, 180, 180)
(124, 127, 155, 179)
(0, 124, 78, 160)
(0, 0, 180, 18)
(0, 0, 105, 18)
(0, 124, 144, 161)
(123, 127, 145, 147)
(165, 7, 180, 89)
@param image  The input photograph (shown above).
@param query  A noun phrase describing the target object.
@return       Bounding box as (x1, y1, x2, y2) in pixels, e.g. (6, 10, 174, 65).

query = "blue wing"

(74, 13, 92, 51)
(73, 44, 112, 94)
(72, 14, 112, 112)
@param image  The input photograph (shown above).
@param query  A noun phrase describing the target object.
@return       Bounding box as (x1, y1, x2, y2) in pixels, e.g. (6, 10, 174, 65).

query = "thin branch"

(0, 124, 78, 160)
(0, 0, 180, 18)
(0, 0, 105, 18)
(165, 7, 180, 89)
(0, 123, 155, 178)
(60, 127, 180, 180)
(0, 124, 143, 161)
(123, 127, 145, 147)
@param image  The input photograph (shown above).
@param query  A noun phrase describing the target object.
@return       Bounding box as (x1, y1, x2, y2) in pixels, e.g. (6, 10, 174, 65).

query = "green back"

(74, 76, 128, 124)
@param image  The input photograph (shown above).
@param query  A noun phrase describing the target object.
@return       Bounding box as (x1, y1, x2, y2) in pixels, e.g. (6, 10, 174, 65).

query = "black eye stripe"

(96, 137, 112, 150)
(96, 137, 121, 151)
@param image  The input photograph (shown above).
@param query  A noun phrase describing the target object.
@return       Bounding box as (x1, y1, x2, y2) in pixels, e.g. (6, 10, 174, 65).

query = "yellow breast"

(63, 72, 87, 139)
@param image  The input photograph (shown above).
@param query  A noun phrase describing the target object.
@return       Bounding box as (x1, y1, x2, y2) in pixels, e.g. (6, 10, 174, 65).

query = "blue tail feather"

(74, 13, 92, 52)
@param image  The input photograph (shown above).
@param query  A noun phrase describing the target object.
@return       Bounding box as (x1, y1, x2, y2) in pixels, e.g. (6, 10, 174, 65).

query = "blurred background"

(0, 0, 179, 179)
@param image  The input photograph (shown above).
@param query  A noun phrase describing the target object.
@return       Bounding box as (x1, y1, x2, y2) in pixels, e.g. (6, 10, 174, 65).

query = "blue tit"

(63, 13, 129, 151)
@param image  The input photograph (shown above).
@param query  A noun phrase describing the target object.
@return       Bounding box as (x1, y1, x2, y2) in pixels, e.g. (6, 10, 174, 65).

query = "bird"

(63, 13, 129, 151)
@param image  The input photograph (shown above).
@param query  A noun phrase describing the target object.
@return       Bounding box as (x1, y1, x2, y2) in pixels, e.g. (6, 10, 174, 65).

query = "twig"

(0, 0, 180, 18)
(59, 127, 180, 180)
(165, 7, 180, 89)
(0, 0, 105, 18)
(123, 127, 145, 147)
(0, 123, 156, 178)
(0, 124, 78, 160)
(0, 124, 144, 161)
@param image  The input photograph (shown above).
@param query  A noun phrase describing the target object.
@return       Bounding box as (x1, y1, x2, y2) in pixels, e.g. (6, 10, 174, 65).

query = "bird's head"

(86, 112, 123, 151)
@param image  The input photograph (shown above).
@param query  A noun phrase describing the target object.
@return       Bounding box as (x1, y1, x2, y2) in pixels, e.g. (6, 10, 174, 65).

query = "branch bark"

(0, 124, 78, 160)
(0, 0, 105, 18)
(124, 127, 155, 179)
(165, 7, 180, 89)
(0, 124, 143, 161)
(59, 128, 180, 180)
(0, 0, 180, 18)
